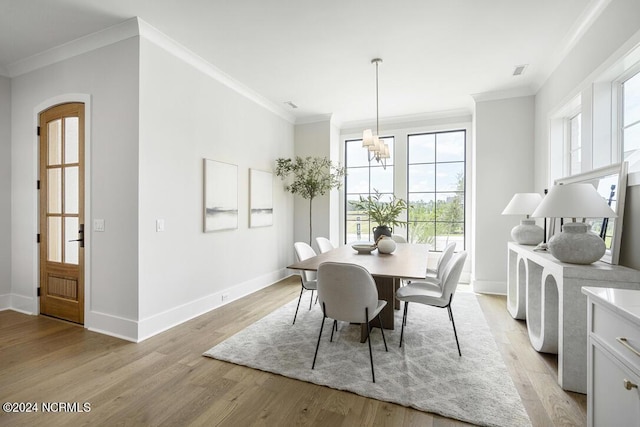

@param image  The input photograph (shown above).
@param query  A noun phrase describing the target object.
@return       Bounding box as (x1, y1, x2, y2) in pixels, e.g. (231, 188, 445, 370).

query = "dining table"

(287, 243, 430, 342)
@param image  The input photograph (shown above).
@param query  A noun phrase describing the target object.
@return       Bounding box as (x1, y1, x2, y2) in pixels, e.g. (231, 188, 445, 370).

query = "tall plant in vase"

(275, 156, 346, 246)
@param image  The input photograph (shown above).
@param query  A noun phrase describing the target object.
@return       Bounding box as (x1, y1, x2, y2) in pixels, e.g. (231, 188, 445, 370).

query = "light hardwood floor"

(0, 276, 586, 426)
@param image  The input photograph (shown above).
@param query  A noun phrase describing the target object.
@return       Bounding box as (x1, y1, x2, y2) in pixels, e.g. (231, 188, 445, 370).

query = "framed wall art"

(249, 169, 273, 227)
(204, 159, 238, 232)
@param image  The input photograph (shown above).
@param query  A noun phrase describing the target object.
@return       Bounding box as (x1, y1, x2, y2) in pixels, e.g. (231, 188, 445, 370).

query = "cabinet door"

(593, 343, 640, 426)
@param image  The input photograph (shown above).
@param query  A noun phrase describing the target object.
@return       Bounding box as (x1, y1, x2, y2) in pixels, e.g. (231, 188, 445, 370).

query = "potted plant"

(350, 189, 408, 241)
(275, 156, 346, 246)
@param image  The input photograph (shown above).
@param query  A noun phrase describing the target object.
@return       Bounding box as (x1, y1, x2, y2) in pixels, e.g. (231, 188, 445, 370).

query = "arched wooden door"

(39, 102, 85, 324)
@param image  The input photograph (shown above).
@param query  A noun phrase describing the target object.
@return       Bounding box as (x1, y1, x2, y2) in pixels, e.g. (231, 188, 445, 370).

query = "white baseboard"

(471, 279, 507, 295)
(10, 293, 37, 314)
(86, 311, 139, 342)
(136, 268, 288, 342)
(0, 293, 10, 310)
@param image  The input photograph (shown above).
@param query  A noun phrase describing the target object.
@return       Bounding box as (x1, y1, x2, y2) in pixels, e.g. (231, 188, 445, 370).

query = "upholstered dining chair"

(312, 262, 388, 382)
(391, 234, 407, 243)
(315, 236, 335, 254)
(292, 242, 318, 325)
(396, 251, 468, 355)
(402, 241, 456, 289)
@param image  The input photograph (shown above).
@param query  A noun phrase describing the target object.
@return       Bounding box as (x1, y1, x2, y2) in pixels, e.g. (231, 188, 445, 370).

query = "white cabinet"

(583, 287, 640, 426)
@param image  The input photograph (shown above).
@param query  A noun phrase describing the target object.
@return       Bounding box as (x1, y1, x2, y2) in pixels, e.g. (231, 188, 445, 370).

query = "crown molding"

(533, 0, 612, 90)
(340, 108, 472, 131)
(294, 113, 334, 126)
(6, 18, 140, 78)
(137, 19, 295, 124)
(5, 16, 295, 124)
(471, 87, 535, 103)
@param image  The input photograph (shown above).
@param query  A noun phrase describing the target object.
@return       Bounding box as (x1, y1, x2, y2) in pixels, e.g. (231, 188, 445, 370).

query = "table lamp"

(531, 183, 617, 264)
(502, 193, 544, 245)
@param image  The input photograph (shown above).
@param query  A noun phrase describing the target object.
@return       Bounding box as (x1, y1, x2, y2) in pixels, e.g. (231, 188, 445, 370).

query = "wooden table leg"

(361, 276, 395, 342)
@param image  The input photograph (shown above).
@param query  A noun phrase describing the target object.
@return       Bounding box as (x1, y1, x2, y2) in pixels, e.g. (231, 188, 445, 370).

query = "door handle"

(68, 224, 84, 248)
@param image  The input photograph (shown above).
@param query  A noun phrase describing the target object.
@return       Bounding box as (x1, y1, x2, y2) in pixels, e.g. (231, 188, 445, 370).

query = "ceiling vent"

(284, 101, 298, 109)
(513, 64, 528, 76)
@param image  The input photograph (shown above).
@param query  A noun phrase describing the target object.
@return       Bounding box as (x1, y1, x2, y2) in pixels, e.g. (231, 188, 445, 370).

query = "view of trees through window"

(408, 131, 466, 251)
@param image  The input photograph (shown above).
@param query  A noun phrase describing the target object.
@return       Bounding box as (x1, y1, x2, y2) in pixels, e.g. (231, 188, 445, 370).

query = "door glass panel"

(64, 217, 79, 265)
(48, 217, 62, 262)
(47, 119, 62, 165)
(65, 117, 79, 164)
(48, 168, 62, 214)
(65, 166, 79, 214)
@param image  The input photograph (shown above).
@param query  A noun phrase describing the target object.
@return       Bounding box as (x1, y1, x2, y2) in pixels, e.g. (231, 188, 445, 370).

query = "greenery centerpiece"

(350, 189, 408, 241)
(275, 156, 346, 245)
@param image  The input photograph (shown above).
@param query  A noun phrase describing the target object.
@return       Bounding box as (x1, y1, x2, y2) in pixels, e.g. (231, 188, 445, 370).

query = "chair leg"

(377, 313, 388, 352)
(312, 304, 327, 369)
(330, 319, 337, 342)
(448, 305, 462, 357)
(365, 307, 375, 383)
(309, 290, 314, 310)
(292, 286, 304, 325)
(399, 302, 408, 348)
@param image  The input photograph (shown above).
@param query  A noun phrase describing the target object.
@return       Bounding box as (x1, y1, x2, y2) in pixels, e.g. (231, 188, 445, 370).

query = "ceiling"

(0, 0, 601, 125)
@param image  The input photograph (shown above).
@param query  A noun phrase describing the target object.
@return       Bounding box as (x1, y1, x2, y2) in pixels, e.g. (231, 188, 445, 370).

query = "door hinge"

(37, 180, 40, 190)
(37, 233, 40, 243)
(37, 288, 41, 297)
(37, 126, 40, 136)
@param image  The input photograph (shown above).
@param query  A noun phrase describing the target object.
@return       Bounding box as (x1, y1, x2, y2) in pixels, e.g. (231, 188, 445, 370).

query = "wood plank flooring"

(0, 276, 586, 426)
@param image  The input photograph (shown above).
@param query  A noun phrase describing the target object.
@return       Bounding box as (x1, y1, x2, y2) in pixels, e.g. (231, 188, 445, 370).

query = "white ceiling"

(0, 0, 603, 125)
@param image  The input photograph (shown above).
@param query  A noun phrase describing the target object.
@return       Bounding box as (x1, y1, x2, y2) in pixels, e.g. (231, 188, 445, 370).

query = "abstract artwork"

(204, 159, 238, 232)
(249, 169, 273, 227)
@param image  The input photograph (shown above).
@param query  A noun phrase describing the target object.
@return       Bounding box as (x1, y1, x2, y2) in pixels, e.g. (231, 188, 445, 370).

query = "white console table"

(507, 242, 640, 393)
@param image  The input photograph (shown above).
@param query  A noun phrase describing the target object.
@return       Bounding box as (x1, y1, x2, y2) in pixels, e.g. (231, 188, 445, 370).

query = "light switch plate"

(156, 219, 165, 232)
(94, 219, 105, 232)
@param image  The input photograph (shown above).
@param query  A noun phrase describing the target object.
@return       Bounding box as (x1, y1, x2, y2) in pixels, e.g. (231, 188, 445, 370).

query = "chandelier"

(362, 58, 390, 168)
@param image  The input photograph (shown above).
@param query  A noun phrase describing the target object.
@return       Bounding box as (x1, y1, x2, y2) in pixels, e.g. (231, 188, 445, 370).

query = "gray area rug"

(204, 292, 531, 427)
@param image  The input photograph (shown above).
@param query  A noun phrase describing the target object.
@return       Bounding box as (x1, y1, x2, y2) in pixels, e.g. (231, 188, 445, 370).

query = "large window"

(622, 71, 640, 170)
(407, 130, 465, 251)
(345, 137, 394, 242)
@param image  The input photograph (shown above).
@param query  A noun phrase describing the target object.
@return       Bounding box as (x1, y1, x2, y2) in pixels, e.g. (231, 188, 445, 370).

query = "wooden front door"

(39, 103, 85, 324)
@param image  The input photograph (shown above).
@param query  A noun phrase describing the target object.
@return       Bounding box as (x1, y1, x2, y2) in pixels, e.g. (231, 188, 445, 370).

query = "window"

(622, 70, 640, 170)
(344, 137, 394, 242)
(568, 113, 582, 175)
(407, 130, 465, 251)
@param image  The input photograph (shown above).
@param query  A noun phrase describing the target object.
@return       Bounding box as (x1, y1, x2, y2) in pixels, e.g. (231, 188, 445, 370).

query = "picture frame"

(249, 169, 273, 227)
(552, 162, 628, 264)
(203, 159, 238, 232)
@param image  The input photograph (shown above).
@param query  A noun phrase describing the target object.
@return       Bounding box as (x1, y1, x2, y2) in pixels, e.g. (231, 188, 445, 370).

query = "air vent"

(284, 101, 298, 109)
(513, 64, 528, 76)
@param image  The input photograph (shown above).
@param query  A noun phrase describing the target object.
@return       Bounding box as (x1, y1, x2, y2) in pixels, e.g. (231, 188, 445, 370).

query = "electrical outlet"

(221, 293, 230, 302)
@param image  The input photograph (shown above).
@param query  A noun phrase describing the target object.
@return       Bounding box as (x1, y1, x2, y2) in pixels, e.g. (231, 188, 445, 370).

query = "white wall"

(473, 95, 535, 294)
(0, 76, 10, 308)
(10, 38, 141, 335)
(292, 119, 333, 249)
(136, 37, 295, 339)
(534, 0, 640, 269)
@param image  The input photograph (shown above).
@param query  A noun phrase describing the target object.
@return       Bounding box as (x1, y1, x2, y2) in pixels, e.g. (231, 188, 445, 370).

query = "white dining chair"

(313, 262, 388, 382)
(292, 242, 318, 325)
(403, 241, 456, 290)
(391, 234, 407, 243)
(315, 237, 335, 254)
(396, 251, 468, 355)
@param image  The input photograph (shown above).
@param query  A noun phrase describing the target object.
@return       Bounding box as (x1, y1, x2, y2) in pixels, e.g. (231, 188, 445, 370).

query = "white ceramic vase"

(377, 236, 397, 254)
(548, 222, 605, 264)
(511, 219, 544, 245)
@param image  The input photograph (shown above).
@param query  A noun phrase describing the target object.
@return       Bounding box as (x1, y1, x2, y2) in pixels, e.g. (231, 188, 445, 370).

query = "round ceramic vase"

(548, 222, 605, 264)
(377, 236, 397, 254)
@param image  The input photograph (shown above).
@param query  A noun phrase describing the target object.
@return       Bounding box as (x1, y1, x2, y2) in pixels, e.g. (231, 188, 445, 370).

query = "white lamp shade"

(380, 143, 390, 159)
(362, 129, 373, 147)
(531, 183, 617, 219)
(502, 193, 543, 215)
